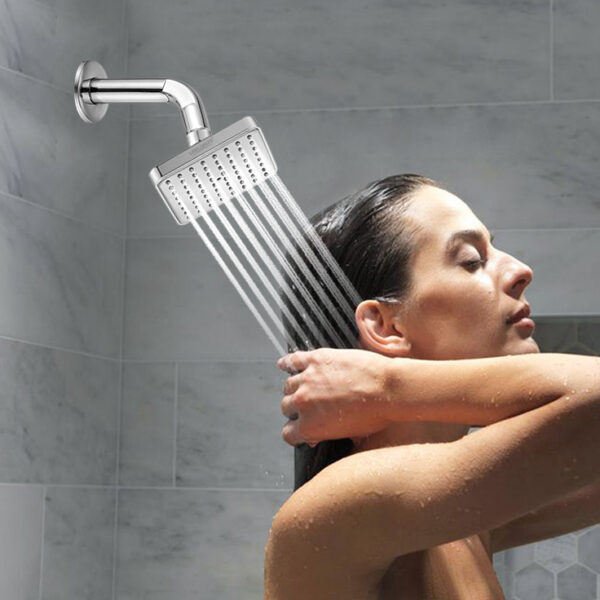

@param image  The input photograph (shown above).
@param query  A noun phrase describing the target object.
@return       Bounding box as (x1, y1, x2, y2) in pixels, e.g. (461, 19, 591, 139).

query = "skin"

(348, 183, 539, 454)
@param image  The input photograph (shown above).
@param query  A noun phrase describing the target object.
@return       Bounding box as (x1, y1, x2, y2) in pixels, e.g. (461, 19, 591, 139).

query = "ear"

(355, 300, 411, 357)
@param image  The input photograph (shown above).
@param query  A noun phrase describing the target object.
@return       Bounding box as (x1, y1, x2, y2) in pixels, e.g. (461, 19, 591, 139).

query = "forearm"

(385, 352, 600, 426)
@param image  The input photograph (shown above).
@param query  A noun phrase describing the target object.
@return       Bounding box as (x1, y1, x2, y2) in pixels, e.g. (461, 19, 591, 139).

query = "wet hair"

(281, 173, 443, 489)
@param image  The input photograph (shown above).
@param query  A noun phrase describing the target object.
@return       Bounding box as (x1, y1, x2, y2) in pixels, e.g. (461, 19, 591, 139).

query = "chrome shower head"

(149, 116, 277, 225)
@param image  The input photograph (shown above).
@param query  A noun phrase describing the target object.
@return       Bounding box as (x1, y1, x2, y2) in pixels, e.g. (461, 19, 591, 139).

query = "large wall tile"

(496, 229, 600, 316)
(177, 362, 292, 489)
(554, 0, 600, 100)
(129, 104, 600, 239)
(0, 69, 127, 235)
(123, 236, 278, 361)
(42, 487, 115, 600)
(0, 338, 119, 484)
(0, 0, 126, 96)
(0, 485, 43, 600)
(0, 192, 123, 357)
(116, 489, 289, 600)
(254, 104, 600, 231)
(119, 362, 175, 486)
(127, 0, 549, 116)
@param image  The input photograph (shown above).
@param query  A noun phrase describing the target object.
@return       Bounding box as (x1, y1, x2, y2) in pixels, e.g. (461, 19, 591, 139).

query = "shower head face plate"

(149, 116, 278, 225)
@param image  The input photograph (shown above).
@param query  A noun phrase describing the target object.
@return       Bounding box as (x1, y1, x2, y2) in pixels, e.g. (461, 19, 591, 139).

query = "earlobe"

(355, 300, 411, 357)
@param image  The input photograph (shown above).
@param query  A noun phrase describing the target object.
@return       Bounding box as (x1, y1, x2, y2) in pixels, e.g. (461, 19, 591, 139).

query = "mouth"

(506, 303, 534, 328)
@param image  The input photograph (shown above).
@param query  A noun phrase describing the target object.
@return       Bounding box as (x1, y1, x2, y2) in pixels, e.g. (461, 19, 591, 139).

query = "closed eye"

(463, 258, 488, 270)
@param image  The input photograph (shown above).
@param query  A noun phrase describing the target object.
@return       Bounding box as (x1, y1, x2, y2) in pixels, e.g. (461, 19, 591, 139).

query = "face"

(386, 185, 539, 360)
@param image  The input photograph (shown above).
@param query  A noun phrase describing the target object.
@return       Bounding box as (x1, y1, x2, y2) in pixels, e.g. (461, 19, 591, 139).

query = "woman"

(263, 174, 600, 599)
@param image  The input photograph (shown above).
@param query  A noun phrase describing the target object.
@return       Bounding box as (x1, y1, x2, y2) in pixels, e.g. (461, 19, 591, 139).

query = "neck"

(351, 421, 471, 454)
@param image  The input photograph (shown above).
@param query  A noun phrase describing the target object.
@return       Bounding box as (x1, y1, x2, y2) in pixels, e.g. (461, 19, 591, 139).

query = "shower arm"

(74, 60, 211, 147)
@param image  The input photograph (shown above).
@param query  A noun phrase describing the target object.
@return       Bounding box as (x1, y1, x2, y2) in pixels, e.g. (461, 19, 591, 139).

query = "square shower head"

(149, 116, 278, 225)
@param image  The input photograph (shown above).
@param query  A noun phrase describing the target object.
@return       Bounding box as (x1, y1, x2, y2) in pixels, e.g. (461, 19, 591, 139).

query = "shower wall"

(0, 1, 599, 600)
(0, 0, 127, 598)
(121, 2, 600, 600)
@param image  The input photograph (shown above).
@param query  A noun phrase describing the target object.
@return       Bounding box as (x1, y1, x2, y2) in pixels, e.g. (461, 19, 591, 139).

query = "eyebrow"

(445, 229, 495, 254)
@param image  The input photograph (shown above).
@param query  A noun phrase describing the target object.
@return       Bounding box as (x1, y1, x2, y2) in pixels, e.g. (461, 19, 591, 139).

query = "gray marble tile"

(0, 0, 126, 97)
(0, 338, 118, 484)
(535, 534, 577, 573)
(0, 68, 127, 234)
(554, 0, 600, 100)
(177, 362, 292, 489)
(577, 322, 600, 355)
(514, 563, 555, 600)
(129, 104, 600, 239)
(578, 526, 600, 574)
(495, 229, 600, 317)
(531, 320, 578, 353)
(123, 236, 279, 361)
(127, 0, 549, 116)
(42, 487, 115, 600)
(0, 485, 43, 600)
(116, 488, 290, 600)
(119, 362, 175, 486)
(556, 564, 597, 600)
(0, 191, 123, 357)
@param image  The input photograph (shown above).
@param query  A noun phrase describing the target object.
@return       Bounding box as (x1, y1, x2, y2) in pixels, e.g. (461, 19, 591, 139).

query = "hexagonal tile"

(535, 534, 577, 573)
(557, 563, 597, 600)
(506, 542, 536, 575)
(577, 322, 600, 355)
(579, 526, 600, 573)
(515, 563, 555, 600)
(532, 320, 577, 352)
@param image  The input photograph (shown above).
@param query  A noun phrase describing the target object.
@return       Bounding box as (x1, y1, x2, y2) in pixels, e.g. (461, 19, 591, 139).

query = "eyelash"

(463, 258, 488, 269)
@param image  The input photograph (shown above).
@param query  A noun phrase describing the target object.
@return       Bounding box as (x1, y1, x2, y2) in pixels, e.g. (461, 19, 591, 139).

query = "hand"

(277, 347, 395, 447)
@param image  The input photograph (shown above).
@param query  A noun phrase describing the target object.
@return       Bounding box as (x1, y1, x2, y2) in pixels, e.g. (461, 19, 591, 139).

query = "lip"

(510, 317, 535, 329)
(506, 303, 531, 325)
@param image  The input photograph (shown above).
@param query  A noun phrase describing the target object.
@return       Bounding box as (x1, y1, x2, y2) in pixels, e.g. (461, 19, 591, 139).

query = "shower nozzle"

(74, 60, 211, 146)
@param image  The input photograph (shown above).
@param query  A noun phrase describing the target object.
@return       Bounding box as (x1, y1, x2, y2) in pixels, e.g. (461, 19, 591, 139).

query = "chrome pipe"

(74, 60, 211, 147)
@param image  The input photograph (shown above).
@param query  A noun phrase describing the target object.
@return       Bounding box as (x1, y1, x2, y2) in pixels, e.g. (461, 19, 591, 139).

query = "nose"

(503, 253, 533, 297)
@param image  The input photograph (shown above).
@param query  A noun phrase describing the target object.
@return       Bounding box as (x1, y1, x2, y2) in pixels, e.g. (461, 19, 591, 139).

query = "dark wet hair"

(282, 173, 443, 489)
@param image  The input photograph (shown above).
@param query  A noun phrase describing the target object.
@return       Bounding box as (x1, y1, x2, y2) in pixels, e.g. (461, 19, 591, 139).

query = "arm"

(386, 351, 593, 426)
(268, 377, 600, 596)
(279, 350, 598, 444)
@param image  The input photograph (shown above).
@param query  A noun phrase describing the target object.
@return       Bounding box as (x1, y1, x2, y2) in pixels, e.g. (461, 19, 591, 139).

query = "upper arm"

(269, 391, 600, 582)
(490, 478, 600, 553)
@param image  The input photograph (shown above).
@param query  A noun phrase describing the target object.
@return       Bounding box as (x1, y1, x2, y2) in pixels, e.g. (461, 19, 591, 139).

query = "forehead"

(405, 185, 486, 245)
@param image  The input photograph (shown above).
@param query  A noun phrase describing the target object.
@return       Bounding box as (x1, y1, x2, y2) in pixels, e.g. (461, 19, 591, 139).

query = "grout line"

(0, 189, 124, 240)
(112, 7, 130, 597)
(549, 0, 555, 102)
(37, 486, 46, 600)
(0, 481, 292, 492)
(127, 97, 600, 121)
(0, 333, 120, 362)
(111, 487, 120, 600)
(0, 65, 128, 121)
(172, 363, 179, 487)
(126, 226, 600, 242)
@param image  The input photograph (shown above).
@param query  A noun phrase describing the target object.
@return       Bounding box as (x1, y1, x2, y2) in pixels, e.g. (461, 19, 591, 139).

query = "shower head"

(149, 116, 277, 225)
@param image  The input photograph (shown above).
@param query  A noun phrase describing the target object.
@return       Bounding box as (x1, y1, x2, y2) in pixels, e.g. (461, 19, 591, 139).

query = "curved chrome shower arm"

(74, 60, 211, 147)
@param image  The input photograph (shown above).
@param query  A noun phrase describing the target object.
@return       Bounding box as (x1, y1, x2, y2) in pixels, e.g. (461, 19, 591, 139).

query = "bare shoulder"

(266, 393, 598, 598)
(264, 452, 394, 600)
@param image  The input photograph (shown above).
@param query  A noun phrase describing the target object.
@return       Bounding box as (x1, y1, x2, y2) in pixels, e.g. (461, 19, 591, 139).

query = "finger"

(277, 350, 312, 374)
(282, 420, 303, 446)
(281, 394, 299, 420)
(282, 373, 303, 395)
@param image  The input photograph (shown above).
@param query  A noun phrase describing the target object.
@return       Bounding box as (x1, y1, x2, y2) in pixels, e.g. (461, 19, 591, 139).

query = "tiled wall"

(0, 0, 127, 598)
(2, 1, 600, 600)
(121, 1, 600, 599)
